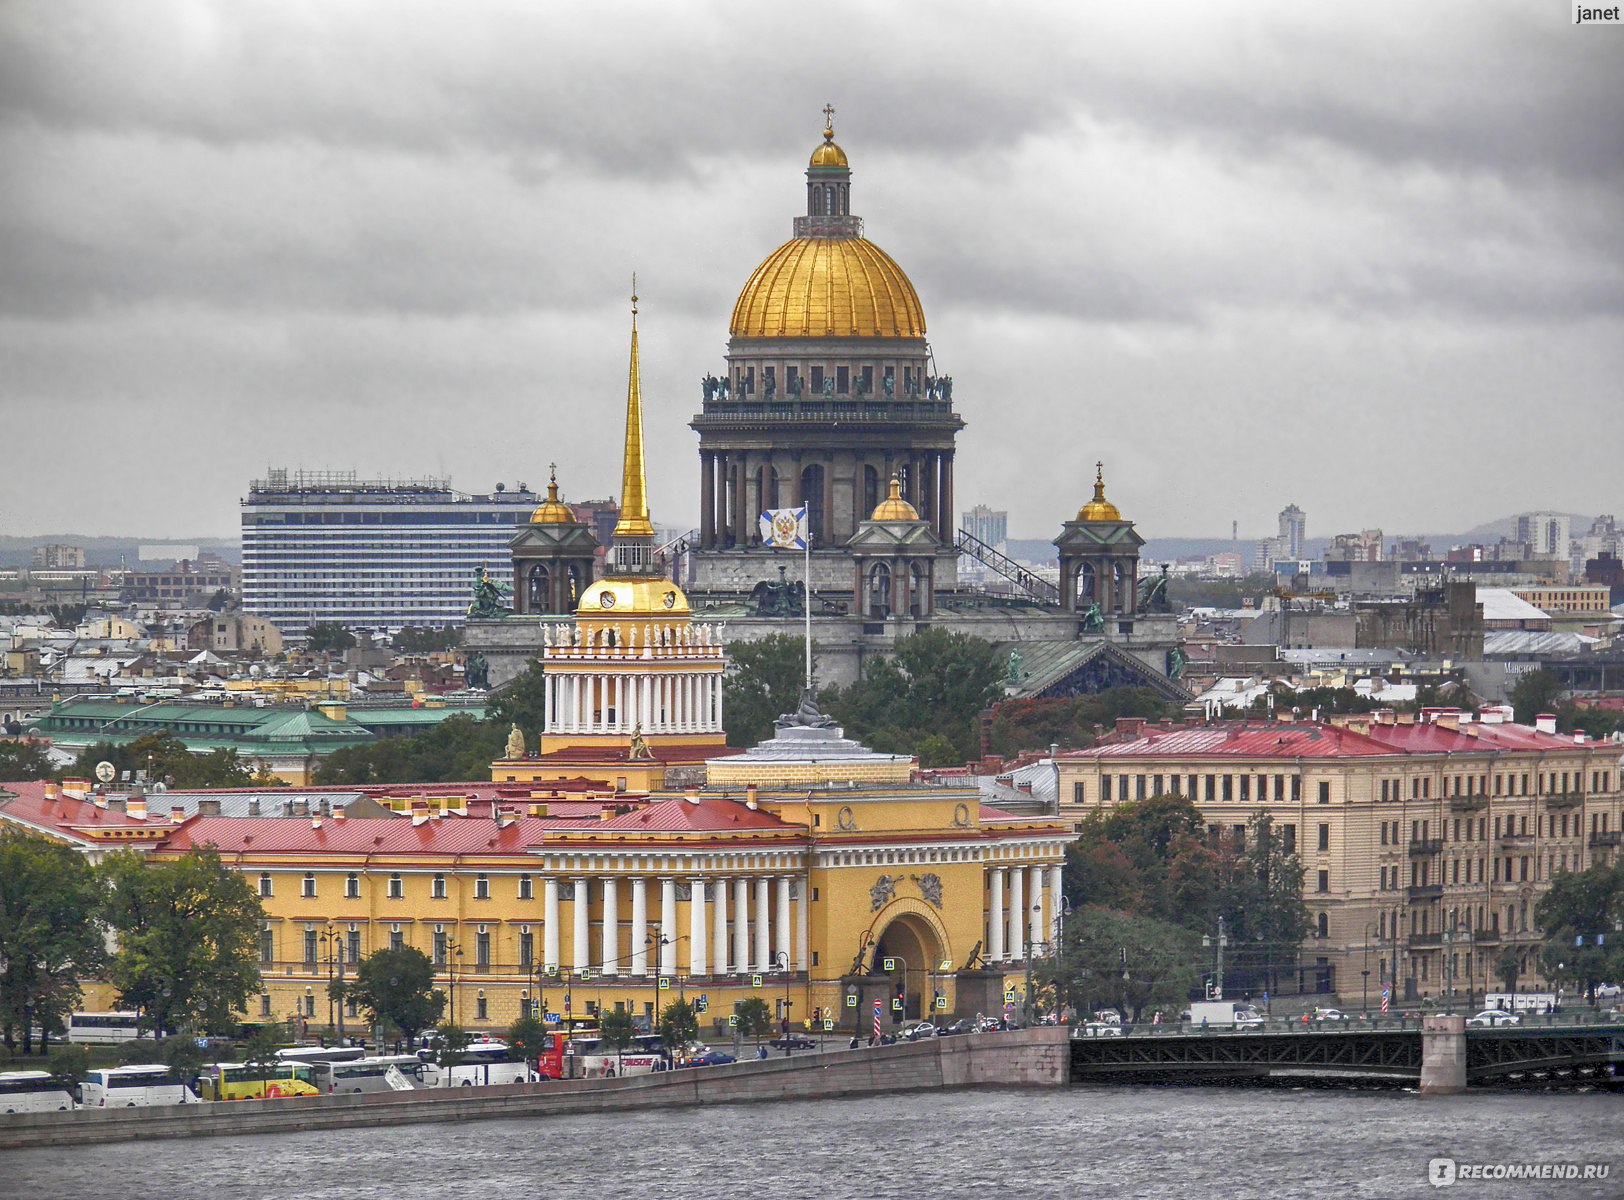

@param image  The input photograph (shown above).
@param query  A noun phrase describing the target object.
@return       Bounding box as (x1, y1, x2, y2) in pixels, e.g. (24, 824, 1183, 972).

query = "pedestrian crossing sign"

(891, 997, 903, 1011)
(696, 995, 709, 1012)
(1004, 990, 1017, 1003)
(823, 1020, 834, 1031)
(728, 1014, 738, 1027)
(544, 964, 558, 977)
(883, 957, 897, 972)
(751, 974, 763, 989)
(658, 977, 670, 990)
(845, 994, 857, 1007)
(935, 997, 948, 1009)
(579, 969, 592, 981)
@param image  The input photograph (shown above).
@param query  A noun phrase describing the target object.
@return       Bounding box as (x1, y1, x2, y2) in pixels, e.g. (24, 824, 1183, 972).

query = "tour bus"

(78, 1065, 199, 1108)
(68, 1011, 148, 1044)
(275, 1044, 366, 1067)
(198, 1062, 320, 1101)
(313, 1055, 425, 1094)
(419, 1040, 534, 1088)
(568, 1034, 668, 1078)
(0, 1071, 76, 1113)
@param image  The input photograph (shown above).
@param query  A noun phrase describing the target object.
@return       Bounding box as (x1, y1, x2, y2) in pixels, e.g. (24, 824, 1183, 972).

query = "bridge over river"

(1070, 1015, 1624, 1091)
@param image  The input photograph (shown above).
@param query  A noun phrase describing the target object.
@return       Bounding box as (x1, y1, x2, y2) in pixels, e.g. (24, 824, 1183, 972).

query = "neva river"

(7, 1087, 1623, 1199)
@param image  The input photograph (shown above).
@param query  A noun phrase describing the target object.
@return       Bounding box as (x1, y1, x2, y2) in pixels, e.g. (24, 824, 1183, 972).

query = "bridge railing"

(1070, 1009, 1624, 1039)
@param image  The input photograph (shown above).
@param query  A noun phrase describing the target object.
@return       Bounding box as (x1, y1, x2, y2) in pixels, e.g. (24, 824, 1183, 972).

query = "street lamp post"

(774, 951, 792, 1056)
(1362, 923, 1375, 1016)
(321, 923, 337, 1037)
(445, 938, 462, 1026)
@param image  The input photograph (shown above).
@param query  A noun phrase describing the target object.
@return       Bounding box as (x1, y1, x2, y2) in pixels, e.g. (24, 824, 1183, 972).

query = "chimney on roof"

(1017, 781, 1034, 794)
(42, 782, 58, 802)
(599, 805, 617, 821)
(311, 816, 322, 829)
(170, 805, 185, 823)
(333, 809, 345, 822)
(684, 787, 701, 805)
(1115, 717, 1147, 740)
(107, 796, 126, 813)
(1536, 713, 1558, 735)
(745, 784, 759, 810)
(198, 799, 221, 817)
(248, 797, 260, 816)
(126, 797, 147, 820)
(412, 811, 430, 827)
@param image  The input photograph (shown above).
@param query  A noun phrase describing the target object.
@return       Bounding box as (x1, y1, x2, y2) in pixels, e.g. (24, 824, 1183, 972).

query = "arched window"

(1077, 561, 1096, 605)
(1316, 912, 1329, 939)
(867, 562, 892, 619)
(909, 561, 929, 617)
(801, 465, 826, 546)
(862, 464, 881, 517)
(528, 563, 550, 613)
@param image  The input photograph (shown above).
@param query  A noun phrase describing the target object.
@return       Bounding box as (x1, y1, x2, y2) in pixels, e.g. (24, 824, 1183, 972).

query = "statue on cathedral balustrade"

(505, 722, 526, 759)
(466, 566, 511, 619)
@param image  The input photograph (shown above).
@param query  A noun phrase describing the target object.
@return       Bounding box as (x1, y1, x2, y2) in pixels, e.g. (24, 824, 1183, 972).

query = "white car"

(1234, 1010, 1266, 1030)
(1311, 1008, 1349, 1021)
(1593, 983, 1622, 1000)
(1079, 1021, 1124, 1038)
(1467, 1009, 1521, 1027)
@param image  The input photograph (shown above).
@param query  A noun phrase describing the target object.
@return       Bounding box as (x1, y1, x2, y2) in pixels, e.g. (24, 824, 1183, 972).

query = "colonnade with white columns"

(984, 861, 1067, 963)
(537, 872, 805, 977)
(542, 669, 723, 735)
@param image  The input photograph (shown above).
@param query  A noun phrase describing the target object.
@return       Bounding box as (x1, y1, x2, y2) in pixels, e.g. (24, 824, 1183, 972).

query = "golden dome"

(870, 475, 920, 521)
(529, 467, 576, 525)
(730, 237, 926, 339)
(577, 578, 692, 617)
(1077, 462, 1123, 522)
(810, 126, 848, 169)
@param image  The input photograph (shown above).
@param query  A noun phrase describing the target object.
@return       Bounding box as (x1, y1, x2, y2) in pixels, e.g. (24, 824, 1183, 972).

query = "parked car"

(677, 1050, 737, 1068)
(1078, 1021, 1124, 1038)
(1467, 1009, 1521, 1027)
(937, 1018, 976, 1036)
(768, 1033, 817, 1051)
(1593, 983, 1622, 1000)
(1311, 1008, 1349, 1021)
(898, 1021, 937, 1041)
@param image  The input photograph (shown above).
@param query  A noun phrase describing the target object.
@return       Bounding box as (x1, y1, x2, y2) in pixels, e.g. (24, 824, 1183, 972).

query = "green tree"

(205, 589, 231, 612)
(733, 996, 773, 1049)
(823, 629, 1004, 762)
(47, 1043, 91, 1097)
(1047, 906, 1202, 1021)
(0, 833, 107, 1053)
(160, 1032, 209, 1082)
(0, 741, 57, 781)
(986, 688, 1175, 758)
(394, 626, 462, 653)
(305, 623, 356, 653)
(1510, 669, 1566, 726)
(241, 1025, 282, 1092)
(1495, 948, 1523, 996)
(658, 998, 699, 1056)
(68, 732, 257, 790)
(722, 634, 814, 747)
(487, 658, 550, 734)
(99, 847, 264, 1037)
(505, 1013, 551, 1071)
(599, 1007, 636, 1074)
(1535, 859, 1624, 999)
(312, 714, 506, 785)
(345, 946, 446, 1041)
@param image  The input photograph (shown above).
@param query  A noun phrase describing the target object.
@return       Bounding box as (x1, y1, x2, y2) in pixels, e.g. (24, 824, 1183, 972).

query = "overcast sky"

(2, 1, 1620, 544)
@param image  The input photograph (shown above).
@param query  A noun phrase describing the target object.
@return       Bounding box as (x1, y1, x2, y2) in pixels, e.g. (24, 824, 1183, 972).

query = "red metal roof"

(0, 781, 167, 843)
(1061, 722, 1401, 760)
(593, 795, 797, 833)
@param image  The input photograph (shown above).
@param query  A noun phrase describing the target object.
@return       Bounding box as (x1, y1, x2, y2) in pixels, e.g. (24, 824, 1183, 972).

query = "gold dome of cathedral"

(729, 237, 926, 340)
(1077, 463, 1123, 523)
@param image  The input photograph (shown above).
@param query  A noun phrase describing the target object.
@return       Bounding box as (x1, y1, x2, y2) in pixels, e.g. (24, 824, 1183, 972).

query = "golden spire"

(613, 280, 654, 539)
(1078, 460, 1122, 522)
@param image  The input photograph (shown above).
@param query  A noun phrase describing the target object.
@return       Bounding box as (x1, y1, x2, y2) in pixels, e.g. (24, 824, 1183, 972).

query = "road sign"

(751, 974, 763, 989)
(696, 995, 708, 1012)
(658, 977, 670, 991)
(822, 1019, 834, 1031)
(845, 994, 857, 1007)
(891, 997, 902, 1011)
(883, 957, 897, 972)
(1004, 990, 1017, 1004)
(935, 997, 948, 1009)
(545, 1013, 561, 1024)
(727, 1014, 738, 1028)
(544, 964, 558, 977)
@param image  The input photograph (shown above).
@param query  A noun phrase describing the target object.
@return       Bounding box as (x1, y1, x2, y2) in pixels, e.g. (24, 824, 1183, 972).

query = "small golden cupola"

(809, 115, 849, 168)
(529, 465, 576, 525)
(1077, 462, 1123, 523)
(869, 474, 920, 522)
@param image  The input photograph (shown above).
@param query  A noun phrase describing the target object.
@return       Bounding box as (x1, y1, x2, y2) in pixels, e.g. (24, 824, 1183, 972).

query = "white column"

(713, 875, 730, 973)
(544, 877, 561, 969)
(988, 868, 1005, 962)
(1008, 866, 1025, 962)
(689, 878, 708, 976)
(775, 875, 792, 969)
(631, 878, 649, 976)
(713, 672, 723, 731)
(1049, 863, 1065, 944)
(542, 674, 552, 733)
(795, 876, 809, 971)
(1028, 865, 1045, 951)
(733, 877, 750, 972)
(660, 878, 678, 977)
(573, 878, 590, 972)
(601, 876, 619, 975)
(570, 676, 582, 733)
(754, 876, 771, 972)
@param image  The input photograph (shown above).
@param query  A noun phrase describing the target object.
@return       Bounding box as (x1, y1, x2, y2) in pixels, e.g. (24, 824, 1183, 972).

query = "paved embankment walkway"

(0, 1028, 1068, 1149)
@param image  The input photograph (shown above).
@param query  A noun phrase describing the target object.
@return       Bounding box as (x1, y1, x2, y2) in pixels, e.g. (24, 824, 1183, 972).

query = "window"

(519, 873, 534, 900)
(260, 994, 272, 1018)
(1316, 870, 1329, 893)
(1291, 776, 1302, 802)
(476, 996, 488, 1021)
(389, 873, 403, 899)
(302, 872, 316, 898)
(1282, 824, 1296, 854)
(475, 874, 490, 900)
(259, 872, 273, 897)
(519, 931, 534, 968)
(1101, 774, 1112, 802)
(1317, 823, 1329, 852)
(303, 929, 318, 966)
(346, 930, 360, 964)
(259, 927, 274, 965)
(434, 930, 447, 966)
(345, 873, 360, 899)
(1381, 823, 1388, 847)
(305, 993, 316, 1017)
(1073, 782, 1085, 805)
(390, 929, 404, 953)
(1222, 776, 1233, 802)
(476, 930, 491, 967)
(1316, 913, 1328, 939)
(1317, 782, 1331, 805)
(1239, 776, 1250, 803)
(432, 874, 447, 899)
(1205, 775, 1216, 802)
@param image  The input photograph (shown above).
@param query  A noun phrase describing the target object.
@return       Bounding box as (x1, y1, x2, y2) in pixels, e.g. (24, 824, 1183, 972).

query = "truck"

(1483, 992, 1557, 1013)
(1180, 1000, 1264, 1028)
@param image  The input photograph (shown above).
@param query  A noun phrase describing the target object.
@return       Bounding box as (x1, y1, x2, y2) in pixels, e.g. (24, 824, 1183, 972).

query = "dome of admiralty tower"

(690, 107, 964, 596)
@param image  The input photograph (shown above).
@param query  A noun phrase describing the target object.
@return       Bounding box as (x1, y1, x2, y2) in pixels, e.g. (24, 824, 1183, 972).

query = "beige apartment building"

(1056, 708, 1623, 1006)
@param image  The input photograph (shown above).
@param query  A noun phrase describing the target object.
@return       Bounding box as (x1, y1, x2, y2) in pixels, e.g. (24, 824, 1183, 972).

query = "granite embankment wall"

(0, 1028, 1067, 1150)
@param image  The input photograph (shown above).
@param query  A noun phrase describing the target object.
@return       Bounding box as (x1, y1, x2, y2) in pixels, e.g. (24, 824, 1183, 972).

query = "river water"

(6, 1086, 1623, 1199)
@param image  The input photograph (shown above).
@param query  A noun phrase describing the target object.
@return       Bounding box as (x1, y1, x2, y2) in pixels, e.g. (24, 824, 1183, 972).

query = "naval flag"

(759, 506, 809, 550)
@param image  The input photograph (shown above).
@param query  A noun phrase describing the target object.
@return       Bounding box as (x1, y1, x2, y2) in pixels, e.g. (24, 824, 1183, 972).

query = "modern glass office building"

(241, 469, 541, 636)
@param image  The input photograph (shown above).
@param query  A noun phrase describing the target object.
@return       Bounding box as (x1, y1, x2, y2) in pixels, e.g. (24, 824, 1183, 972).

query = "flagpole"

(803, 510, 812, 693)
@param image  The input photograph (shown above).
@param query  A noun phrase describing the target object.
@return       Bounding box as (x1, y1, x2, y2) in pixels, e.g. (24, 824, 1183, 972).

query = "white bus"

(569, 1034, 668, 1078)
(67, 1011, 148, 1044)
(419, 1041, 534, 1088)
(276, 1044, 366, 1067)
(314, 1055, 425, 1094)
(0, 1071, 76, 1113)
(78, 1065, 199, 1108)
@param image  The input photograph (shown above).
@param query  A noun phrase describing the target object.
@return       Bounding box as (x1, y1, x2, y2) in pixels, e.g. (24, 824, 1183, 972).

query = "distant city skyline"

(2, 2, 1619, 540)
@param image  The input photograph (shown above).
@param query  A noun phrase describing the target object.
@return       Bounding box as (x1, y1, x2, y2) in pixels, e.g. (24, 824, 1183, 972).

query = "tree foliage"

(345, 946, 446, 1040)
(100, 847, 264, 1037)
(486, 658, 550, 734)
(67, 732, 260, 790)
(1535, 859, 1624, 998)
(733, 996, 773, 1043)
(985, 688, 1175, 758)
(305, 623, 356, 653)
(0, 833, 107, 1053)
(822, 629, 1005, 765)
(1510, 669, 1566, 726)
(0, 741, 57, 781)
(505, 1014, 550, 1068)
(658, 998, 699, 1052)
(1043, 906, 1203, 1021)
(433, 1024, 470, 1069)
(394, 626, 462, 653)
(242, 1026, 283, 1086)
(722, 634, 813, 748)
(599, 1007, 635, 1070)
(312, 714, 506, 785)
